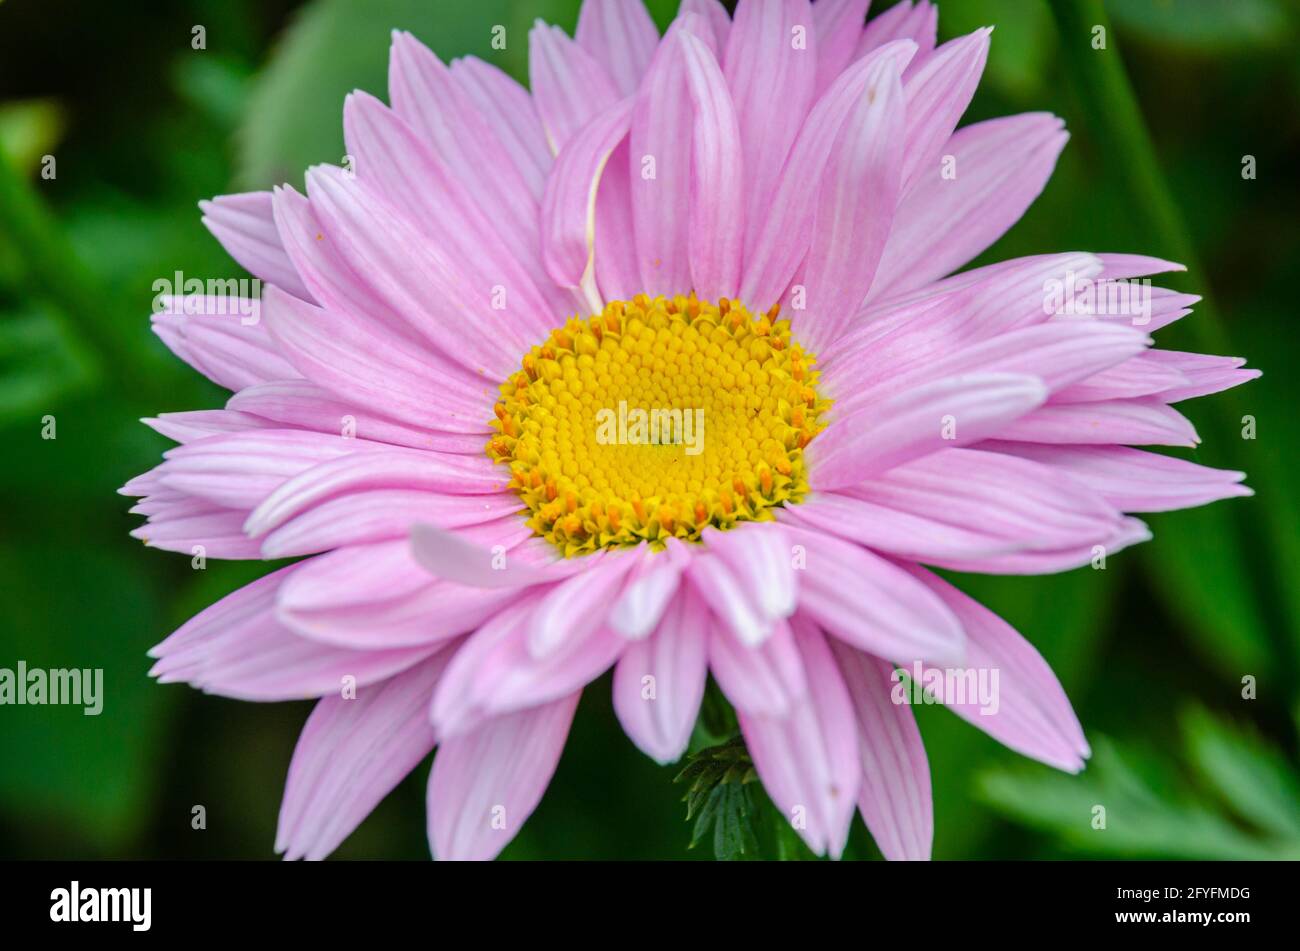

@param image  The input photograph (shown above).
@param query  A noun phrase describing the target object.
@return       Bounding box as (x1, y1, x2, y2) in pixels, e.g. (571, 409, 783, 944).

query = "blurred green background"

(1, 0, 1297, 860)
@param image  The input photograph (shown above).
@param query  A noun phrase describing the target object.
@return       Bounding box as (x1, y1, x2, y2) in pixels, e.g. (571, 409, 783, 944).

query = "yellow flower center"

(487, 294, 830, 556)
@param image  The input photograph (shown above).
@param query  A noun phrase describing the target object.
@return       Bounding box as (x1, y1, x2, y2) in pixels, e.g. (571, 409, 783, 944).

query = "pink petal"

(724, 0, 818, 267)
(829, 638, 932, 860)
(687, 551, 774, 647)
(849, 448, 1125, 550)
(857, 0, 937, 63)
(810, 372, 1048, 488)
(410, 522, 581, 590)
(613, 584, 710, 763)
(1050, 352, 1190, 403)
(427, 692, 580, 860)
(897, 27, 990, 192)
(277, 540, 442, 614)
(796, 48, 905, 353)
(628, 28, 699, 295)
(276, 647, 455, 860)
(995, 397, 1200, 447)
(540, 97, 635, 291)
(430, 595, 543, 736)
(979, 441, 1252, 513)
(342, 91, 561, 337)
(779, 524, 966, 664)
(200, 191, 313, 301)
(155, 428, 377, 511)
(478, 625, 624, 722)
(277, 536, 525, 649)
(303, 167, 526, 379)
(788, 445, 1127, 561)
(592, 139, 642, 303)
(738, 40, 917, 310)
(227, 380, 486, 454)
(576, 0, 660, 97)
(925, 516, 1152, 575)
(149, 565, 436, 700)
(243, 449, 507, 539)
(902, 565, 1092, 772)
(812, 0, 872, 96)
(274, 172, 518, 352)
(269, 183, 420, 338)
(781, 490, 1021, 561)
(703, 523, 798, 625)
(1144, 349, 1260, 403)
(529, 23, 621, 152)
(738, 618, 860, 858)
(259, 285, 496, 434)
(607, 541, 689, 639)
(678, 0, 732, 50)
(835, 320, 1149, 418)
(681, 31, 745, 301)
(440, 599, 625, 731)
(708, 617, 806, 717)
(526, 549, 638, 657)
(130, 499, 262, 560)
(1084, 286, 1201, 334)
(871, 112, 1068, 301)
(258, 489, 521, 559)
(448, 56, 551, 197)
(127, 486, 194, 514)
(388, 33, 548, 272)
(152, 296, 298, 392)
(823, 252, 1104, 382)
(142, 409, 274, 444)
(1096, 253, 1186, 280)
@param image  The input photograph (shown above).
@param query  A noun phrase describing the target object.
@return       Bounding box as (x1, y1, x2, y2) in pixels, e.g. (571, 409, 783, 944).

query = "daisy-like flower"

(126, 0, 1258, 861)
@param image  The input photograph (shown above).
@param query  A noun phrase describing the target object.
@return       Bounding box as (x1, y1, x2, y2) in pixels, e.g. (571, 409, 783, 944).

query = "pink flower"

(126, 0, 1257, 860)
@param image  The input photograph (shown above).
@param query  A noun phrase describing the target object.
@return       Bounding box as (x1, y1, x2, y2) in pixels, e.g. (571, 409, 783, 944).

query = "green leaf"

(978, 734, 1297, 859)
(675, 735, 762, 860)
(709, 782, 761, 861)
(236, 0, 583, 189)
(1182, 706, 1300, 839)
